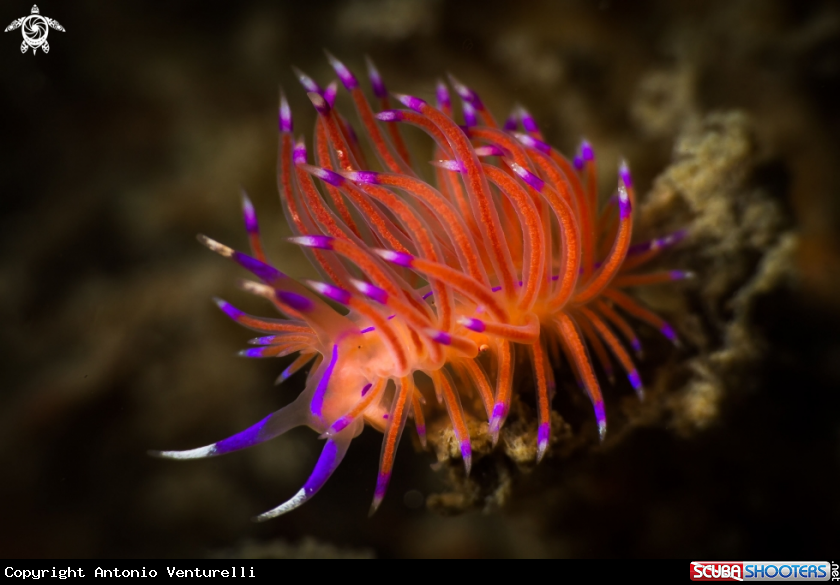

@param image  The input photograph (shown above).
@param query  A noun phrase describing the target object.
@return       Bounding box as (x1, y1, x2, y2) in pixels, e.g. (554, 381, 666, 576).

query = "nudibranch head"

(153, 54, 688, 519)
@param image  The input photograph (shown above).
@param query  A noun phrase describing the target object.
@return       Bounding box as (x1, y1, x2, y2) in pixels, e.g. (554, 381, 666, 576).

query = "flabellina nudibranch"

(152, 53, 690, 520)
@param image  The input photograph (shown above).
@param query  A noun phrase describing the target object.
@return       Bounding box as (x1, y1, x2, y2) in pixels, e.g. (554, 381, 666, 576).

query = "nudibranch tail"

(157, 54, 688, 518)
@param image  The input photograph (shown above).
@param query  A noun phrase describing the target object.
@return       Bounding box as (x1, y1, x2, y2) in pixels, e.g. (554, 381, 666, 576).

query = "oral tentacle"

(254, 431, 354, 521)
(151, 397, 310, 460)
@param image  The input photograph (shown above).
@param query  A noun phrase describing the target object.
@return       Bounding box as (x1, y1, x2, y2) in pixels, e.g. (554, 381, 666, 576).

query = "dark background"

(1, 0, 839, 558)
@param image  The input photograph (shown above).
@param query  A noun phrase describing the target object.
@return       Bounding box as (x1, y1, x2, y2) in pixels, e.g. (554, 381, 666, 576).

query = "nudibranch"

(153, 54, 689, 520)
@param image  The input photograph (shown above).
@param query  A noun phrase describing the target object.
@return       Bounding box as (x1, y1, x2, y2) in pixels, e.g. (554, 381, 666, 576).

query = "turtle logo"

(5, 5, 64, 55)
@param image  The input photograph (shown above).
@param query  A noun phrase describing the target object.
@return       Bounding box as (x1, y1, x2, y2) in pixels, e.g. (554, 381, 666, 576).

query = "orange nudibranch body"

(153, 53, 689, 520)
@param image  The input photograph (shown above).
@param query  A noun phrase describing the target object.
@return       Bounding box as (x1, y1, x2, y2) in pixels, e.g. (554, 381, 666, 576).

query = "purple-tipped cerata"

(393, 93, 426, 113)
(503, 110, 518, 132)
(323, 81, 338, 108)
(339, 170, 379, 184)
(488, 402, 509, 444)
(670, 270, 695, 281)
(229, 249, 283, 283)
(293, 138, 307, 165)
(661, 323, 679, 345)
(619, 160, 633, 189)
(628, 229, 690, 255)
(594, 399, 607, 442)
(518, 105, 539, 133)
(474, 145, 505, 157)
(426, 329, 452, 346)
(325, 51, 359, 91)
(448, 73, 484, 110)
(459, 316, 486, 333)
(307, 91, 331, 115)
(279, 91, 293, 133)
(350, 279, 389, 304)
(276, 291, 315, 313)
(241, 192, 259, 234)
(430, 159, 464, 173)
(435, 79, 451, 111)
(617, 183, 632, 219)
(370, 472, 391, 515)
(288, 235, 335, 251)
(306, 281, 353, 306)
(581, 139, 595, 161)
(214, 298, 242, 321)
(168, 54, 689, 520)
(366, 56, 386, 98)
(463, 101, 477, 127)
(373, 248, 414, 267)
(513, 132, 551, 154)
(293, 66, 322, 95)
(510, 161, 545, 192)
(324, 51, 359, 91)
(537, 422, 550, 462)
(301, 164, 345, 187)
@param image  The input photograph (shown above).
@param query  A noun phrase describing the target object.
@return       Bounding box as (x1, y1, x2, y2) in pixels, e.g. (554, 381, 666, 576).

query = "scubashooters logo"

(691, 561, 833, 581)
(5, 5, 64, 54)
